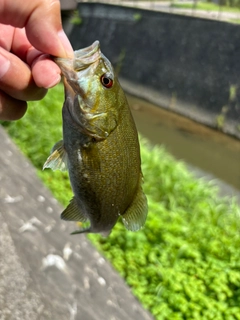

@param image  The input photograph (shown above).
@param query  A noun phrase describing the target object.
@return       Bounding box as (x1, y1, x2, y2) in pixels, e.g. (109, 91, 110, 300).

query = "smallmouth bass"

(43, 41, 148, 236)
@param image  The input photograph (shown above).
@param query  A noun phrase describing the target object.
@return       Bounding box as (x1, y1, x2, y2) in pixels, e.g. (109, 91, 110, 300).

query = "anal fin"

(43, 140, 68, 172)
(122, 182, 148, 231)
(61, 197, 88, 222)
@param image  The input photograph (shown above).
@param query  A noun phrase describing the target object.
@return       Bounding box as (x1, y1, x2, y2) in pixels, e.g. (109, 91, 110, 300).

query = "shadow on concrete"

(0, 126, 153, 320)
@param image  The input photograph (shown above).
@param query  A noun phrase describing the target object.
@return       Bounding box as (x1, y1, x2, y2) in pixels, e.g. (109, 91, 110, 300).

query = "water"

(127, 94, 240, 191)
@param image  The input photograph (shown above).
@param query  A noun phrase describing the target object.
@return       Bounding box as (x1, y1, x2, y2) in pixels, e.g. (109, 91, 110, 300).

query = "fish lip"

(54, 40, 101, 77)
(73, 40, 101, 70)
(54, 56, 73, 76)
(55, 41, 103, 126)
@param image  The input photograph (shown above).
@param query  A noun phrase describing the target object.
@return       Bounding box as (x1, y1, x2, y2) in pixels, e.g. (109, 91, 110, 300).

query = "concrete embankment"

(0, 126, 153, 320)
(68, 2, 240, 139)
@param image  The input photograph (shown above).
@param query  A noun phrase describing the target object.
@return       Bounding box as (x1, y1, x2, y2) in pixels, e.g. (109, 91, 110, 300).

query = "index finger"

(0, 0, 73, 58)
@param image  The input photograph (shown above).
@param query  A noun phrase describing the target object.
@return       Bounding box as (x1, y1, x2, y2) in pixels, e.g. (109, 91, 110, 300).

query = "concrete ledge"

(0, 125, 153, 320)
(69, 2, 240, 139)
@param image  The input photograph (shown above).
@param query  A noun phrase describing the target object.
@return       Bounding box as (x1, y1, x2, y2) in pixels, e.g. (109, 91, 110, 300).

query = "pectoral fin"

(43, 140, 68, 171)
(122, 183, 148, 231)
(61, 197, 88, 222)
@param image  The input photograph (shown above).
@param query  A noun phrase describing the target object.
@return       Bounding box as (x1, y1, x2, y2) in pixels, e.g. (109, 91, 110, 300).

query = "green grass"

(171, 1, 240, 13)
(1, 83, 240, 320)
(228, 17, 240, 23)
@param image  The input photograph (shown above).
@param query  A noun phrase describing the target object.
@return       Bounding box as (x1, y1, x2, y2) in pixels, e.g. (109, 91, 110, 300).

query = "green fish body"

(43, 41, 148, 236)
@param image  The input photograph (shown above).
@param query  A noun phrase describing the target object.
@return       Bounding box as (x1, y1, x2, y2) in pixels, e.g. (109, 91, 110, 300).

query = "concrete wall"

(68, 3, 240, 138)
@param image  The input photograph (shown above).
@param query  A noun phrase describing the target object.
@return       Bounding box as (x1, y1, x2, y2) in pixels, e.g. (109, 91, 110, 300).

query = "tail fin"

(70, 227, 91, 235)
(70, 227, 111, 237)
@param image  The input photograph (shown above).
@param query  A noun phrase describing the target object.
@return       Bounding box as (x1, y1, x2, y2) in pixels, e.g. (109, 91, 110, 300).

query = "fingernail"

(58, 30, 74, 58)
(0, 55, 10, 79)
(45, 74, 61, 89)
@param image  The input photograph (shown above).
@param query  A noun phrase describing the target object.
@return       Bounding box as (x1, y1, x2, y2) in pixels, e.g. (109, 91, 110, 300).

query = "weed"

(1, 83, 240, 319)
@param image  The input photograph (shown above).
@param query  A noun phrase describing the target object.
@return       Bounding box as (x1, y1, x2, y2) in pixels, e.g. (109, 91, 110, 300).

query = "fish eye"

(100, 74, 113, 88)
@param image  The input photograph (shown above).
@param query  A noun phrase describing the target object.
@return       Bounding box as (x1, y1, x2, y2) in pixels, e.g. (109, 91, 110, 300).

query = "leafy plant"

(133, 13, 142, 22)
(70, 10, 82, 26)
(171, 1, 240, 12)
(1, 84, 240, 320)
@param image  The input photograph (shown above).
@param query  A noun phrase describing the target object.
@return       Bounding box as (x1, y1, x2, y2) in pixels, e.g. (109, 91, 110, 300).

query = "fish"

(43, 40, 148, 236)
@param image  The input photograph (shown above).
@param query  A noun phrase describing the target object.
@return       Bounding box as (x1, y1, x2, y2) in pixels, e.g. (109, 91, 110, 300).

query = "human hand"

(0, 0, 73, 120)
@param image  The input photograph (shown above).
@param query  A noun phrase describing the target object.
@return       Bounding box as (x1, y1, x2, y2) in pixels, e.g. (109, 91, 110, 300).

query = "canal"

(127, 94, 240, 192)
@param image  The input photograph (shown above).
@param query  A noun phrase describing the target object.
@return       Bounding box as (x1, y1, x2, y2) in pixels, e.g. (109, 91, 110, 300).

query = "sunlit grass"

(228, 18, 240, 23)
(171, 1, 240, 13)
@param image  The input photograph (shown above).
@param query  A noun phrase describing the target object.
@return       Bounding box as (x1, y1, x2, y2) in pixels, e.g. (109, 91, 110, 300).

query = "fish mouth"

(54, 40, 102, 109)
(54, 41, 101, 79)
(55, 41, 102, 127)
(73, 40, 101, 70)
